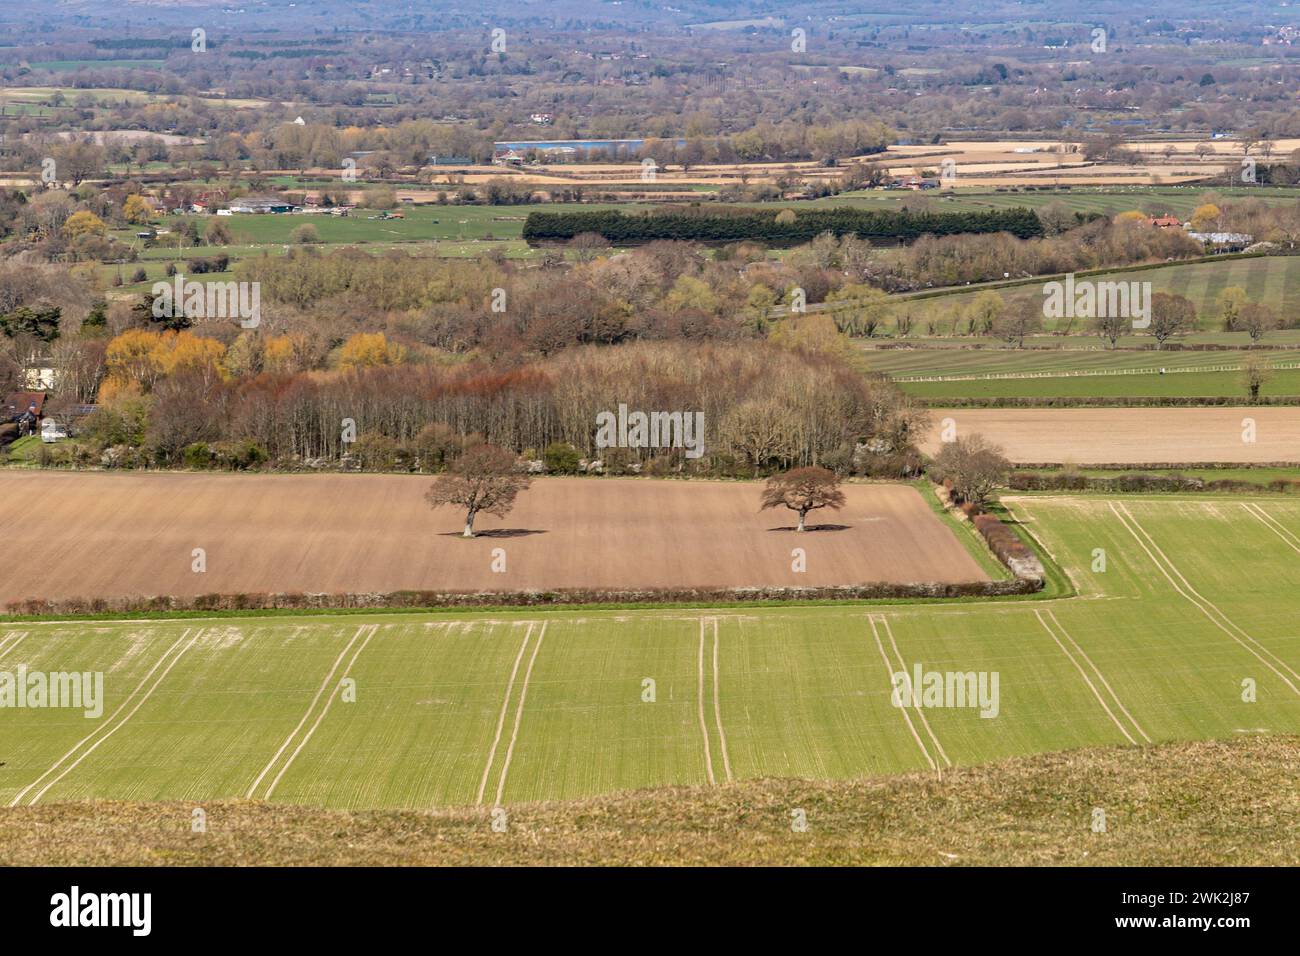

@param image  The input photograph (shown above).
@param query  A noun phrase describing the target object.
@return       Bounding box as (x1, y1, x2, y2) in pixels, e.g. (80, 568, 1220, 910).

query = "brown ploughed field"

(921, 407, 1300, 464)
(0, 474, 988, 604)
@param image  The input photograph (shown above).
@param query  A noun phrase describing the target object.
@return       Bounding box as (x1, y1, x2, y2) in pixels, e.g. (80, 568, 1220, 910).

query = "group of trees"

(57, 339, 931, 478)
(424, 434, 1008, 542)
(523, 207, 1045, 246)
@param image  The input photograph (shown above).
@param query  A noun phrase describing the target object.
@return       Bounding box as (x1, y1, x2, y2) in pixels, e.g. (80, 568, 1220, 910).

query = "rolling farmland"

(3, 495, 1298, 811)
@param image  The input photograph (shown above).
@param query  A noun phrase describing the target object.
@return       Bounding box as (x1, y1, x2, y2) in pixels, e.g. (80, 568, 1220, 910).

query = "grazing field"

(0, 474, 991, 605)
(1, 496, 1298, 814)
(922, 407, 1300, 463)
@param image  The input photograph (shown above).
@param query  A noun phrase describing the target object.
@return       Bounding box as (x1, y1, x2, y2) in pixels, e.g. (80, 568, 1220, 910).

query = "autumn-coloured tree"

(122, 194, 154, 225)
(336, 332, 407, 369)
(62, 210, 107, 241)
(760, 466, 846, 532)
(425, 443, 531, 538)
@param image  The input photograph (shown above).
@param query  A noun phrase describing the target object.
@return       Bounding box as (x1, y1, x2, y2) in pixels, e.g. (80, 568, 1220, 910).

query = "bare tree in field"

(992, 299, 1043, 348)
(760, 466, 846, 532)
(1148, 292, 1197, 349)
(1240, 356, 1273, 404)
(1090, 311, 1129, 349)
(931, 433, 1011, 508)
(425, 444, 531, 538)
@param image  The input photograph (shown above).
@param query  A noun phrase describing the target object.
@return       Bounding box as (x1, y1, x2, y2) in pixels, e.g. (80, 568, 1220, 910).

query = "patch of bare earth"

(0, 475, 988, 604)
(923, 407, 1300, 465)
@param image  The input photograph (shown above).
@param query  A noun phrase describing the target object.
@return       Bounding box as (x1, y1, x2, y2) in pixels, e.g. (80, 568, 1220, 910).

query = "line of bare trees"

(80, 340, 929, 476)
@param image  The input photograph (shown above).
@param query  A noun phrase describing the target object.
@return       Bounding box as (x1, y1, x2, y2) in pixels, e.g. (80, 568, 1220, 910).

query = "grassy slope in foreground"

(2, 737, 1294, 866)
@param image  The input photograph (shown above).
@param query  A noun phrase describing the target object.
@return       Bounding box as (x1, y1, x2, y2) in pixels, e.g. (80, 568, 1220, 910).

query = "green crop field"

(3, 494, 1298, 811)
(896, 369, 1300, 399)
(827, 185, 1300, 218)
(887, 255, 1300, 332)
(864, 345, 1300, 399)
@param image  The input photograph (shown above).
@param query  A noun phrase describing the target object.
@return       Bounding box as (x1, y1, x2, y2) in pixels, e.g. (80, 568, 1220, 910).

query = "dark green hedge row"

(1009, 471, 1300, 494)
(523, 206, 1045, 245)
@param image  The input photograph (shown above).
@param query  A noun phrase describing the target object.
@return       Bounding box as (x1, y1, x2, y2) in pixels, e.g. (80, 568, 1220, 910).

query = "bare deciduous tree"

(931, 433, 1010, 508)
(760, 466, 846, 532)
(1240, 356, 1273, 404)
(1148, 292, 1197, 349)
(425, 443, 531, 538)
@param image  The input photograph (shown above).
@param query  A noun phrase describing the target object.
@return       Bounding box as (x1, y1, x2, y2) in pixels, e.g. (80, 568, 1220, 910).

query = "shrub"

(544, 441, 581, 474)
(182, 441, 214, 469)
(212, 439, 268, 470)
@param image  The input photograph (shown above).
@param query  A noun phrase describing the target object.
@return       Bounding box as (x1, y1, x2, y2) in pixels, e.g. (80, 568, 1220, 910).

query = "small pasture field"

(0, 475, 994, 606)
(921, 407, 1300, 464)
(1, 495, 1298, 812)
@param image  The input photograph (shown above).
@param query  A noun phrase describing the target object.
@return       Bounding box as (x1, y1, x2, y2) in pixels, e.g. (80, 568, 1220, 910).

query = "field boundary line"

(1110, 502, 1300, 697)
(869, 615, 938, 775)
(476, 622, 536, 805)
(246, 623, 373, 799)
(264, 623, 380, 799)
(894, 361, 1300, 383)
(697, 617, 716, 786)
(0, 631, 27, 661)
(878, 615, 951, 767)
(10, 628, 194, 807)
(1034, 610, 1141, 745)
(18, 628, 203, 807)
(492, 621, 547, 807)
(1044, 609, 1151, 743)
(1241, 503, 1300, 556)
(710, 617, 733, 783)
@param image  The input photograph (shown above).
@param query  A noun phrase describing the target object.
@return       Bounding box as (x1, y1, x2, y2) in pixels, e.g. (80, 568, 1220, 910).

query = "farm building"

(227, 197, 297, 214)
(1186, 232, 1254, 252)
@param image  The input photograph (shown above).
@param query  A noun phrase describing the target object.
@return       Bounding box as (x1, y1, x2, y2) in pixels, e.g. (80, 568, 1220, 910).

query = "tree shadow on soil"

(439, 529, 548, 539)
(765, 524, 851, 533)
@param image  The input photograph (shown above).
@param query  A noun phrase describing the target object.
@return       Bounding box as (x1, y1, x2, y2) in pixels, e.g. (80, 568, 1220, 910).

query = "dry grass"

(3, 737, 1295, 865)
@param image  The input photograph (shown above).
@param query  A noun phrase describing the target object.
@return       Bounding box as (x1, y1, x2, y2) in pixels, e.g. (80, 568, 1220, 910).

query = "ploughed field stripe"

(869, 615, 939, 775)
(696, 617, 716, 786)
(710, 617, 733, 784)
(476, 622, 536, 806)
(247, 623, 375, 800)
(1110, 502, 1300, 697)
(492, 621, 547, 807)
(12, 628, 201, 807)
(264, 624, 380, 800)
(878, 614, 951, 768)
